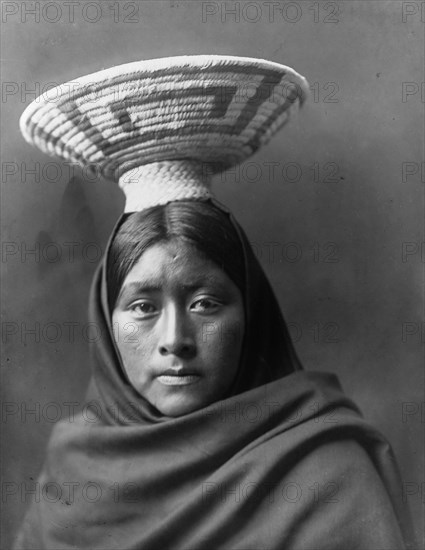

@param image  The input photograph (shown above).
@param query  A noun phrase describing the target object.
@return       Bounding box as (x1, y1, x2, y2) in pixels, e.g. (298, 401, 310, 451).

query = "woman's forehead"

(122, 240, 230, 289)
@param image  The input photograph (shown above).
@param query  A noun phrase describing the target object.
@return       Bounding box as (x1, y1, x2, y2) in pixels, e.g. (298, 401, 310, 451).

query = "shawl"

(14, 201, 415, 550)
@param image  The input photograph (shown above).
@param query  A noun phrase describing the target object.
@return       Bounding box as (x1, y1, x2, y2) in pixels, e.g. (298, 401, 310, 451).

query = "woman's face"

(112, 239, 245, 417)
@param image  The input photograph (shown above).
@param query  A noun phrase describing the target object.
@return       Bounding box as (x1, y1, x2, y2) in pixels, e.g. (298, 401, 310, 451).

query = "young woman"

(15, 55, 415, 549)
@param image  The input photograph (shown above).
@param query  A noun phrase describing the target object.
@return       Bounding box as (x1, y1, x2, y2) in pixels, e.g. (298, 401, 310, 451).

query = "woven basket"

(19, 55, 309, 211)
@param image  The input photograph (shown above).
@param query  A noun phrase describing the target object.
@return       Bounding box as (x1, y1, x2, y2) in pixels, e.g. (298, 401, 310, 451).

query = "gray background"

(1, 1, 424, 548)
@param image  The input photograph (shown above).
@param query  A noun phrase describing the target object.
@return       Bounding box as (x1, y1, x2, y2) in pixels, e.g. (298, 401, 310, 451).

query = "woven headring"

(19, 55, 309, 212)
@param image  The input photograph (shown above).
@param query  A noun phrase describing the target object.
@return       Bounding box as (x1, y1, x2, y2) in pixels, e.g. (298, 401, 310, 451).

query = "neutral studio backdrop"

(1, 1, 424, 548)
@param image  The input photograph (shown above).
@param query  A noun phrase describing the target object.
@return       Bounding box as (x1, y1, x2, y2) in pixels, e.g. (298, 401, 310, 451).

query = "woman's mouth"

(156, 368, 201, 386)
(157, 374, 201, 386)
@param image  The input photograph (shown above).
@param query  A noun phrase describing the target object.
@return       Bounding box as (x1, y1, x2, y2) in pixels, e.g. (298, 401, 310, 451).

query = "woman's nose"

(158, 305, 196, 358)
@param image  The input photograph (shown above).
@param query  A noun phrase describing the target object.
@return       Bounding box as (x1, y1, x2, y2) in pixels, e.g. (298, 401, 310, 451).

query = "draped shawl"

(15, 201, 415, 550)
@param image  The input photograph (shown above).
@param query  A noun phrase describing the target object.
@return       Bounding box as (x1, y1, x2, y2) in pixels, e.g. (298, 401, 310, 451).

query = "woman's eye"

(130, 302, 156, 316)
(190, 298, 220, 312)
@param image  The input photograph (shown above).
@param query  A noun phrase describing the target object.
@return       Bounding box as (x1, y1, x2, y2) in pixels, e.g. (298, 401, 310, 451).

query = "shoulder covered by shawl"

(13, 371, 415, 550)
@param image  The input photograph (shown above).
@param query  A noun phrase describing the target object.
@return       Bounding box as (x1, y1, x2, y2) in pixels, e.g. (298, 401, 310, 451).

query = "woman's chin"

(151, 393, 210, 418)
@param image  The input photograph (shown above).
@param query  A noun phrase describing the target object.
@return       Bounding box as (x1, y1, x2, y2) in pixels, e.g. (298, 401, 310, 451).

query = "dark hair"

(107, 200, 245, 311)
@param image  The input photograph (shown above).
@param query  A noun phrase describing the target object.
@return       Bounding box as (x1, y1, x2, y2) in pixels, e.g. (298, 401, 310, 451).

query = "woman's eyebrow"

(181, 279, 227, 292)
(118, 280, 161, 298)
(120, 277, 227, 297)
